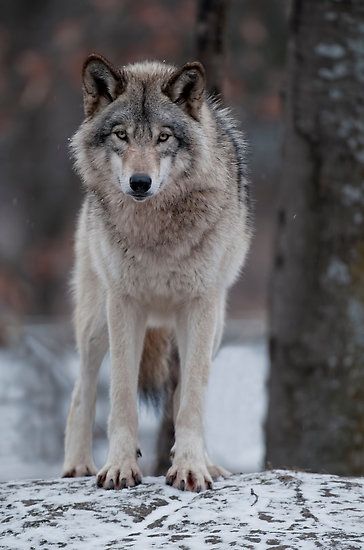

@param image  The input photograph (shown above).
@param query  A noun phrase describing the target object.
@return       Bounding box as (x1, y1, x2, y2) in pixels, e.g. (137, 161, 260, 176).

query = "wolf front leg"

(96, 295, 146, 490)
(167, 295, 219, 492)
(63, 271, 108, 478)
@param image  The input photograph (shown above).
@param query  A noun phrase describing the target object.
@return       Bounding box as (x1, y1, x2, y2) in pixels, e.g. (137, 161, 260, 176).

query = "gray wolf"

(62, 54, 252, 492)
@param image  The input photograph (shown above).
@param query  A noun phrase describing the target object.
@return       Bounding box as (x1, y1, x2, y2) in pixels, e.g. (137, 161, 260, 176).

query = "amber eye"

(158, 132, 170, 143)
(115, 130, 127, 141)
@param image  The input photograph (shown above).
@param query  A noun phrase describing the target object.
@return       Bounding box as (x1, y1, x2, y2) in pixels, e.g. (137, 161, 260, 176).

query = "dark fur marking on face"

(90, 108, 130, 147)
(141, 82, 147, 121)
(132, 82, 154, 140)
(153, 111, 192, 153)
(83, 74, 197, 185)
(170, 120, 191, 151)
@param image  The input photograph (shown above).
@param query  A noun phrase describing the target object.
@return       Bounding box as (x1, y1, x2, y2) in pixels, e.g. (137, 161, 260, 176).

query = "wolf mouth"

(129, 193, 152, 202)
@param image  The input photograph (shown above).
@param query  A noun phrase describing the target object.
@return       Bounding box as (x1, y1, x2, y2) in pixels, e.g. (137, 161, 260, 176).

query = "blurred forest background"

(0, 0, 286, 481)
(3, 0, 362, 483)
(0, 0, 286, 334)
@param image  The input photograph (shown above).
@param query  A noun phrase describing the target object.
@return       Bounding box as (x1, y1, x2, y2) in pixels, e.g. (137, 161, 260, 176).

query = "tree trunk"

(196, 0, 230, 96)
(266, 0, 364, 475)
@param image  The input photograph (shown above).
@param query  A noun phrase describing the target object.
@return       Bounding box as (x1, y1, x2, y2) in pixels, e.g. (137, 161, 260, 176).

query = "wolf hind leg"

(213, 290, 226, 357)
(138, 328, 172, 400)
(63, 270, 108, 478)
(154, 343, 179, 475)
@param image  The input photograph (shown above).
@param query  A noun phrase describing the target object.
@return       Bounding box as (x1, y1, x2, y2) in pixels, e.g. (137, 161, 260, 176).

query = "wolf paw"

(166, 460, 213, 492)
(62, 463, 97, 478)
(96, 462, 142, 490)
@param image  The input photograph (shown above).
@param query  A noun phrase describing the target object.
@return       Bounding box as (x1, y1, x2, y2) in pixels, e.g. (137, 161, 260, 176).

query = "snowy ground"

(0, 322, 268, 482)
(1, 470, 363, 549)
(1, 324, 364, 549)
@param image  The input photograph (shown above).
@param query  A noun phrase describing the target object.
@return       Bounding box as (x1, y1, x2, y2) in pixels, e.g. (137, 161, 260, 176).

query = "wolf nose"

(129, 173, 152, 194)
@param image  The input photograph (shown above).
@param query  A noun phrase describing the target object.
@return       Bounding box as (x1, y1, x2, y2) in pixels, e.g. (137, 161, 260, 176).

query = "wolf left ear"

(163, 61, 206, 120)
(82, 54, 125, 117)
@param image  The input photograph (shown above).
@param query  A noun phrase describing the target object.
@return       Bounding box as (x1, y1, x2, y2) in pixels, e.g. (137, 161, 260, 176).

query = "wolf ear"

(82, 54, 125, 117)
(163, 61, 205, 120)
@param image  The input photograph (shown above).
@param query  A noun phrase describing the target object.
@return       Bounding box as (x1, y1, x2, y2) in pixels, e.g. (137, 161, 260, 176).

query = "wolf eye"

(115, 130, 127, 141)
(158, 132, 170, 143)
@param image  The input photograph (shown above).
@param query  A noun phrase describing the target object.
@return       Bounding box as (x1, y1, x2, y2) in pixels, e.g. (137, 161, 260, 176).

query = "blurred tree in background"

(196, 0, 229, 96)
(0, 0, 286, 330)
(267, 0, 364, 475)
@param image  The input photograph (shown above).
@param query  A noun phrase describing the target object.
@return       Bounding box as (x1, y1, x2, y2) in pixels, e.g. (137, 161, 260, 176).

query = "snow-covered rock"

(1, 470, 363, 549)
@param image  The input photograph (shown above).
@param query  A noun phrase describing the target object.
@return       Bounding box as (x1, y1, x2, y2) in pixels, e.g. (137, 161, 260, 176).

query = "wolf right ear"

(82, 54, 125, 117)
(163, 61, 206, 120)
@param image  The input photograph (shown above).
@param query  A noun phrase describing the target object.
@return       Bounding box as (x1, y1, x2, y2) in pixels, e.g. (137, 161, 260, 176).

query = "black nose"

(129, 173, 152, 194)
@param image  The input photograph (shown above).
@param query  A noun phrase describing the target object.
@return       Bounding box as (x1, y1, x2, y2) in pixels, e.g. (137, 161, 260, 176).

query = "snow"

(325, 257, 350, 285)
(342, 184, 364, 206)
(1, 470, 363, 549)
(319, 63, 349, 81)
(0, 329, 268, 482)
(316, 43, 345, 59)
(204, 343, 267, 473)
(1, 327, 364, 548)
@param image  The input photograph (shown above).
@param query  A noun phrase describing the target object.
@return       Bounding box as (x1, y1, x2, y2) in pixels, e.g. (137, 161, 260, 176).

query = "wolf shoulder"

(206, 98, 251, 214)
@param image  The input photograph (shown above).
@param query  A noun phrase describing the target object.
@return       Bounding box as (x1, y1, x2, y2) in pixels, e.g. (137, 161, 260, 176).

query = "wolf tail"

(138, 328, 178, 404)
(138, 328, 179, 474)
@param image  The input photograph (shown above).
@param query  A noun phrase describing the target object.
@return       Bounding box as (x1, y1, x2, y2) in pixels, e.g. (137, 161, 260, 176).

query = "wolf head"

(72, 54, 207, 202)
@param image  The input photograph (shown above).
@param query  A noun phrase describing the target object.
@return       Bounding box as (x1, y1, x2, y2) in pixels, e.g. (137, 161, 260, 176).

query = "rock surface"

(1, 470, 363, 549)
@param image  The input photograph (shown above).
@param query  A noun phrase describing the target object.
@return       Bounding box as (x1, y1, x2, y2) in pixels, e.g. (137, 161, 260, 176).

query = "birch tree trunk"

(266, 0, 364, 475)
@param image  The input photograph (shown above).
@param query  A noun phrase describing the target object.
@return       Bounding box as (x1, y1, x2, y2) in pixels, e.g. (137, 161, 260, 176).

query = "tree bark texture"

(266, 0, 364, 475)
(196, 0, 230, 96)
